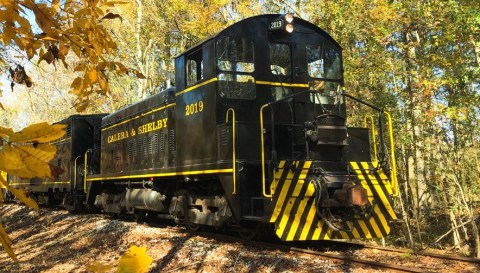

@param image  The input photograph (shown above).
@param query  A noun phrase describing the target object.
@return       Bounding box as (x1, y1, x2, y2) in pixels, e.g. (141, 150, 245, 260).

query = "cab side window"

(216, 36, 255, 100)
(186, 49, 203, 86)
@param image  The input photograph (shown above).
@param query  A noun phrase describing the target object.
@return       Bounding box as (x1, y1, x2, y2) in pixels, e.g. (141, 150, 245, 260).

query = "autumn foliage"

(0, 122, 66, 260)
(0, 0, 144, 111)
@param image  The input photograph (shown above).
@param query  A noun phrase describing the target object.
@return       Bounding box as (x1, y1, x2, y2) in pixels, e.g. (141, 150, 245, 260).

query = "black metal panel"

(175, 40, 218, 170)
(100, 88, 175, 176)
(345, 127, 372, 162)
(71, 114, 105, 191)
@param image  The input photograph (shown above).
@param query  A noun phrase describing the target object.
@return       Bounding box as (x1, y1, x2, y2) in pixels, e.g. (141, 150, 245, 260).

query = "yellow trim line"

(256, 81, 309, 88)
(87, 168, 234, 182)
(226, 108, 237, 194)
(260, 103, 272, 198)
(9, 182, 70, 186)
(49, 137, 71, 145)
(176, 77, 218, 96)
(102, 103, 176, 132)
(175, 78, 310, 97)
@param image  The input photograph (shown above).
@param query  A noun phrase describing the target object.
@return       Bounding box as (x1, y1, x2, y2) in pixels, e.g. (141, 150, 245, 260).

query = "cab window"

(306, 44, 342, 80)
(216, 36, 255, 99)
(216, 36, 254, 73)
(270, 43, 291, 76)
(186, 49, 203, 86)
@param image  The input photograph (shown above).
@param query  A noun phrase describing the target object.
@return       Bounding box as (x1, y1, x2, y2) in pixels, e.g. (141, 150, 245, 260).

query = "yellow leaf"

(40, 36, 60, 42)
(8, 188, 39, 210)
(0, 142, 62, 179)
(17, 143, 57, 163)
(51, 0, 60, 12)
(114, 62, 128, 74)
(116, 246, 152, 273)
(0, 173, 38, 210)
(0, 126, 14, 139)
(9, 122, 66, 143)
(86, 261, 115, 273)
(134, 70, 146, 79)
(98, 75, 109, 94)
(70, 77, 84, 95)
(59, 43, 69, 56)
(74, 98, 90, 112)
(88, 69, 98, 83)
(16, 144, 60, 178)
(74, 63, 86, 72)
(0, 145, 26, 171)
(0, 223, 17, 261)
(3, 22, 15, 46)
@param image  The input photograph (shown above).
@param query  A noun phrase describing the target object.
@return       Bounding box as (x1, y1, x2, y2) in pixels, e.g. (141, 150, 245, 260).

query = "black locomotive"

(9, 14, 398, 241)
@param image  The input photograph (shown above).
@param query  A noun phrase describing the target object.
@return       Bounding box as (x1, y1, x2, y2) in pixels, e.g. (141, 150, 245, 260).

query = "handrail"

(226, 108, 237, 195)
(73, 155, 82, 189)
(83, 149, 92, 194)
(384, 111, 399, 196)
(344, 92, 398, 196)
(260, 104, 272, 198)
(363, 116, 378, 163)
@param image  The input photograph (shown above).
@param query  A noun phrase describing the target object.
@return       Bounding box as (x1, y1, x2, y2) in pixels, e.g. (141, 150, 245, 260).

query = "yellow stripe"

(9, 183, 31, 186)
(351, 221, 361, 238)
(270, 169, 294, 222)
(87, 168, 233, 182)
(286, 198, 309, 240)
(358, 220, 372, 239)
(338, 230, 350, 239)
(176, 77, 218, 96)
(102, 103, 175, 132)
(359, 162, 396, 219)
(368, 212, 383, 238)
(374, 205, 390, 235)
(9, 181, 70, 186)
(299, 204, 317, 240)
(276, 181, 305, 236)
(256, 81, 309, 88)
(50, 137, 71, 145)
(312, 221, 323, 240)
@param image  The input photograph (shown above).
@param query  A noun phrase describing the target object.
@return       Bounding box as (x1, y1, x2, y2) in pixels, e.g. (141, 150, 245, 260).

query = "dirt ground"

(0, 204, 478, 273)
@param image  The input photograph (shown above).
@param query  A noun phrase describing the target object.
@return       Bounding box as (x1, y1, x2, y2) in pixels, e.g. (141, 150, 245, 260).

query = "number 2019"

(185, 101, 204, 116)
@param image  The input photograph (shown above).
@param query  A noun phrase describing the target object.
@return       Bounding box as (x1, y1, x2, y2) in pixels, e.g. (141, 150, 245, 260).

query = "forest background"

(0, 0, 479, 257)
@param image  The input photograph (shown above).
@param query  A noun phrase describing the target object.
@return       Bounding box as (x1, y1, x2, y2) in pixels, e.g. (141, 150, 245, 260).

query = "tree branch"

(432, 218, 474, 245)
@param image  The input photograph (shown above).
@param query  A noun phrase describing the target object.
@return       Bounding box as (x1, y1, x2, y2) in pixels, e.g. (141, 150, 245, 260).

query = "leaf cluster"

(0, 0, 144, 111)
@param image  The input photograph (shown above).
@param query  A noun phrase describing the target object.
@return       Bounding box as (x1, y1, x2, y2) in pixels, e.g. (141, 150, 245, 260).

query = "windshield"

(306, 44, 342, 80)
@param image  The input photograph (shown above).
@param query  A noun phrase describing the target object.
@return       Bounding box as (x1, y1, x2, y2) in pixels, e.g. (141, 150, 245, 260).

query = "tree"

(0, 0, 145, 111)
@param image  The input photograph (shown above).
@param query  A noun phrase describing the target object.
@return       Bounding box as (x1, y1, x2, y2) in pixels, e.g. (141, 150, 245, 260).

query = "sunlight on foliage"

(0, 176, 38, 211)
(0, 223, 17, 261)
(0, 122, 66, 260)
(86, 245, 152, 273)
(0, 123, 66, 179)
(0, 0, 143, 111)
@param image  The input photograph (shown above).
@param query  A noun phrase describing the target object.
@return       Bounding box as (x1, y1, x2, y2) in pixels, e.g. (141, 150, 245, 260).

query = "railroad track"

(5, 203, 478, 272)
(326, 240, 480, 265)
(192, 231, 480, 273)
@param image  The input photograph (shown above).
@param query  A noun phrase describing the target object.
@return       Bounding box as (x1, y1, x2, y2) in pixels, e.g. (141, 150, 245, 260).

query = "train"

(7, 14, 399, 241)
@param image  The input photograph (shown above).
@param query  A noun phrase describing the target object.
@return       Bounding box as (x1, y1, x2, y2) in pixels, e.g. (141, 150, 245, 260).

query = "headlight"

(285, 23, 294, 33)
(285, 13, 294, 23)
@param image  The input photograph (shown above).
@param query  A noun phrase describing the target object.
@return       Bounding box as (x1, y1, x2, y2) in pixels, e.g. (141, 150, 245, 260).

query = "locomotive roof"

(176, 14, 342, 58)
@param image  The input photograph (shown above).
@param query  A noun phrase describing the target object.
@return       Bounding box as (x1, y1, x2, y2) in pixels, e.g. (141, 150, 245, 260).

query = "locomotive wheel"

(63, 193, 84, 213)
(187, 223, 201, 231)
(237, 230, 258, 241)
(134, 210, 148, 223)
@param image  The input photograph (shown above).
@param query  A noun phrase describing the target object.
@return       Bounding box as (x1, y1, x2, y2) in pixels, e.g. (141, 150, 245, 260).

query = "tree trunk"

(135, 0, 146, 99)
